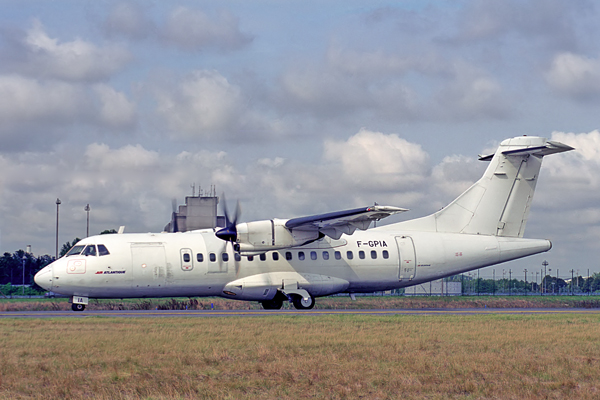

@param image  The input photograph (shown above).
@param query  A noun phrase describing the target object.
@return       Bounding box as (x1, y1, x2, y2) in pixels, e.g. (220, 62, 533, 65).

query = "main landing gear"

(72, 303, 86, 312)
(260, 292, 315, 310)
(291, 294, 315, 310)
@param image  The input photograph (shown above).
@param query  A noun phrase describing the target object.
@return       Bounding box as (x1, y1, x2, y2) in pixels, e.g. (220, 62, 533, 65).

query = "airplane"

(34, 135, 573, 311)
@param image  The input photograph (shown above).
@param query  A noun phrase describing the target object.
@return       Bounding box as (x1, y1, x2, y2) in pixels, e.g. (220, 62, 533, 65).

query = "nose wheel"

(72, 303, 86, 312)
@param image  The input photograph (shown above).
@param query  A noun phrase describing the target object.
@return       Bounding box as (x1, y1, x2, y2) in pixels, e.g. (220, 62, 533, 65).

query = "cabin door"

(131, 243, 167, 289)
(395, 236, 416, 281)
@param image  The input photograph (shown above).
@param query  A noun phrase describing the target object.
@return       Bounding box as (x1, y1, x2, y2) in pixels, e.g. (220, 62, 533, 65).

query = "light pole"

(524, 269, 528, 296)
(55, 198, 61, 259)
(84, 204, 91, 237)
(22, 253, 26, 296)
(570, 269, 574, 295)
(509, 269, 512, 295)
(542, 260, 548, 295)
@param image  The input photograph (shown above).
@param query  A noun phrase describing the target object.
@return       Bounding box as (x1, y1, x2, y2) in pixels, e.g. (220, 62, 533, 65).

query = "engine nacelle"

(236, 218, 320, 254)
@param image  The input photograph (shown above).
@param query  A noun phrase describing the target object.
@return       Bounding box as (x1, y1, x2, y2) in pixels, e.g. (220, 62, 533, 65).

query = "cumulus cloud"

(0, 75, 88, 148)
(433, 62, 511, 120)
(545, 52, 600, 99)
(452, 0, 584, 51)
(1, 19, 131, 82)
(278, 47, 422, 120)
(0, 75, 86, 125)
(278, 44, 512, 122)
(154, 70, 244, 135)
(514, 130, 600, 263)
(0, 75, 137, 150)
(93, 84, 137, 129)
(103, 1, 154, 40)
(152, 69, 279, 139)
(161, 7, 252, 51)
(323, 128, 430, 189)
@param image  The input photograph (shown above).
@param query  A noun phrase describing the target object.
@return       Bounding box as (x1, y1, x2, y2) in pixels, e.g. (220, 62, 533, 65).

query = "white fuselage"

(35, 227, 551, 301)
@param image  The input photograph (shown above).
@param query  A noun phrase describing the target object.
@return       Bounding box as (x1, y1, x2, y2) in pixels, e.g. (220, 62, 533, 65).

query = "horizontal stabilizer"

(479, 139, 574, 161)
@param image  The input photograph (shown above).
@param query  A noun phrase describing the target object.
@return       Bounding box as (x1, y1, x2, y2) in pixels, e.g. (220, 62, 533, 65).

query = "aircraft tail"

(395, 136, 573, 237)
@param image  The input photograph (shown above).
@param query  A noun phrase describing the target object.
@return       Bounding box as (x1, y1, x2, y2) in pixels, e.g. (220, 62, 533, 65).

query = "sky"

(0, 0, 599, 279)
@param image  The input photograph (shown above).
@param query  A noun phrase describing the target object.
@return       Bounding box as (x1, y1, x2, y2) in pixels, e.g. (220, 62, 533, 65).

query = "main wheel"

(292, 294, 315, 310)
(261, 298, 284, 310)
(72, 303, 86, 312)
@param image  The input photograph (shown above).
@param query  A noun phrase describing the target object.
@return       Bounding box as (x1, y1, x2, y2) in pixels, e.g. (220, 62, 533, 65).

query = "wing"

(285, 206, 408, 240)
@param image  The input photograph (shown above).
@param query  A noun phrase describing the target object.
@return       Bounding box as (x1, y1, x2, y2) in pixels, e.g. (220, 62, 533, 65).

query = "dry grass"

(2, 295, 600, 312)
(1, 313, 600, 399)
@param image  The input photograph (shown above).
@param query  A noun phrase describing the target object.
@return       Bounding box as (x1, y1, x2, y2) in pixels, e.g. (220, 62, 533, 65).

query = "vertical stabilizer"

(395, 136, 573, 237)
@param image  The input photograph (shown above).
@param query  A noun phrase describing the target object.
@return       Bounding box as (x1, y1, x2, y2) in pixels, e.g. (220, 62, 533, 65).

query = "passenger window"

(359, 251, 365, 259)
(347, 251, 353, 260)
(258, 253, 265, 261)
(66, 245, 85, 256)
(209, 253, 216, 262)
(383, 250, 389, 259)
(234, 253, 241, 262)
(222, 253, 229, 262)
(97, 245, 110, 256)
(247, 255, 254, 261)
(197, 253, 204, 262)
(285, 252, 292, 261)
(371, 250, 377, 259)
(311, 251, 317, 260)
(298, 252, 305, 261)
(335, 251, 341, 260)
(322, 251, 329, 260)
(272, 253, 279, 261)
(183, 253, 191, 262)
(83, 245, 97, 257)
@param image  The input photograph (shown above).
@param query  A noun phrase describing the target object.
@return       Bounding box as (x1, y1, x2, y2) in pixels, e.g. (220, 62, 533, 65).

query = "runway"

(2, 308, 600, 318)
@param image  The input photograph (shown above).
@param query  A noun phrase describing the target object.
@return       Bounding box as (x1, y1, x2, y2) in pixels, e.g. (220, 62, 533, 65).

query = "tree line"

(453, 274, 600, 295)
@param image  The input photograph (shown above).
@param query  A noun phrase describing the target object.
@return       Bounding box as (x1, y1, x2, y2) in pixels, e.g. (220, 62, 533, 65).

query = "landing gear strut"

(72, 303, 86, 312)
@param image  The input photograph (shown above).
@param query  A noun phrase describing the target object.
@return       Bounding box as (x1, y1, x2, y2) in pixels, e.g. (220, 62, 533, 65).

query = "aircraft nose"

(34, 265, 53, 291)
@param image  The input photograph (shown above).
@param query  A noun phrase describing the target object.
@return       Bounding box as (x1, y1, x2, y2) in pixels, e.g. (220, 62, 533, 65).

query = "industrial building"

(164, 190, 225, 232)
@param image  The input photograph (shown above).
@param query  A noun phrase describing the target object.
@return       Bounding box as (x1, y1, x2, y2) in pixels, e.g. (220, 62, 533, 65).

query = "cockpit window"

(66, 245, 85, 256)
(82, 245, 97, 256)
(97, 244, 110, 256)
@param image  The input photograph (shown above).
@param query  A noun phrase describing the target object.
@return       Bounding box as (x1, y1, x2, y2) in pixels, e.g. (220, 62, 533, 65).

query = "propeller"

(171, 199, 179, 233)
(216, 194, 242, 277)
(215, 194, 241, 244)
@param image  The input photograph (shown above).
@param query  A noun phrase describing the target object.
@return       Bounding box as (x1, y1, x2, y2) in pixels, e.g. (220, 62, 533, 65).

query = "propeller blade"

(171, 199, 179, 233)
(216, 194, 241, 243)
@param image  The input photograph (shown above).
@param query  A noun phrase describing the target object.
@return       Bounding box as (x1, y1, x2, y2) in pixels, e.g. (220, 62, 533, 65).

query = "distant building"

(404, 279, 462, 296)
(164, 194, 225, 232)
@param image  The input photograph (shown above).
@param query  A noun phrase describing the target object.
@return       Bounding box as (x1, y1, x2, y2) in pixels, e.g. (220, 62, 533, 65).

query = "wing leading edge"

(285, 206, 408, 240)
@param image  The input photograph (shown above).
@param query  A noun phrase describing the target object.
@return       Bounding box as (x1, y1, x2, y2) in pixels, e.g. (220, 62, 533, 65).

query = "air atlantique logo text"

(95, 271, 126, 274)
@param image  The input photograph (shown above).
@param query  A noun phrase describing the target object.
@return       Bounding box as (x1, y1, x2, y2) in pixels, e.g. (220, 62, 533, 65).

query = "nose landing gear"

(71, 296, 88, 312)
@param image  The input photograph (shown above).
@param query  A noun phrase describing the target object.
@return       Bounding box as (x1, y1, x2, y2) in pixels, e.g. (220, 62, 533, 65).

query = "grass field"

(2, 295, 600, 312)
(1, 313, 600, 399)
